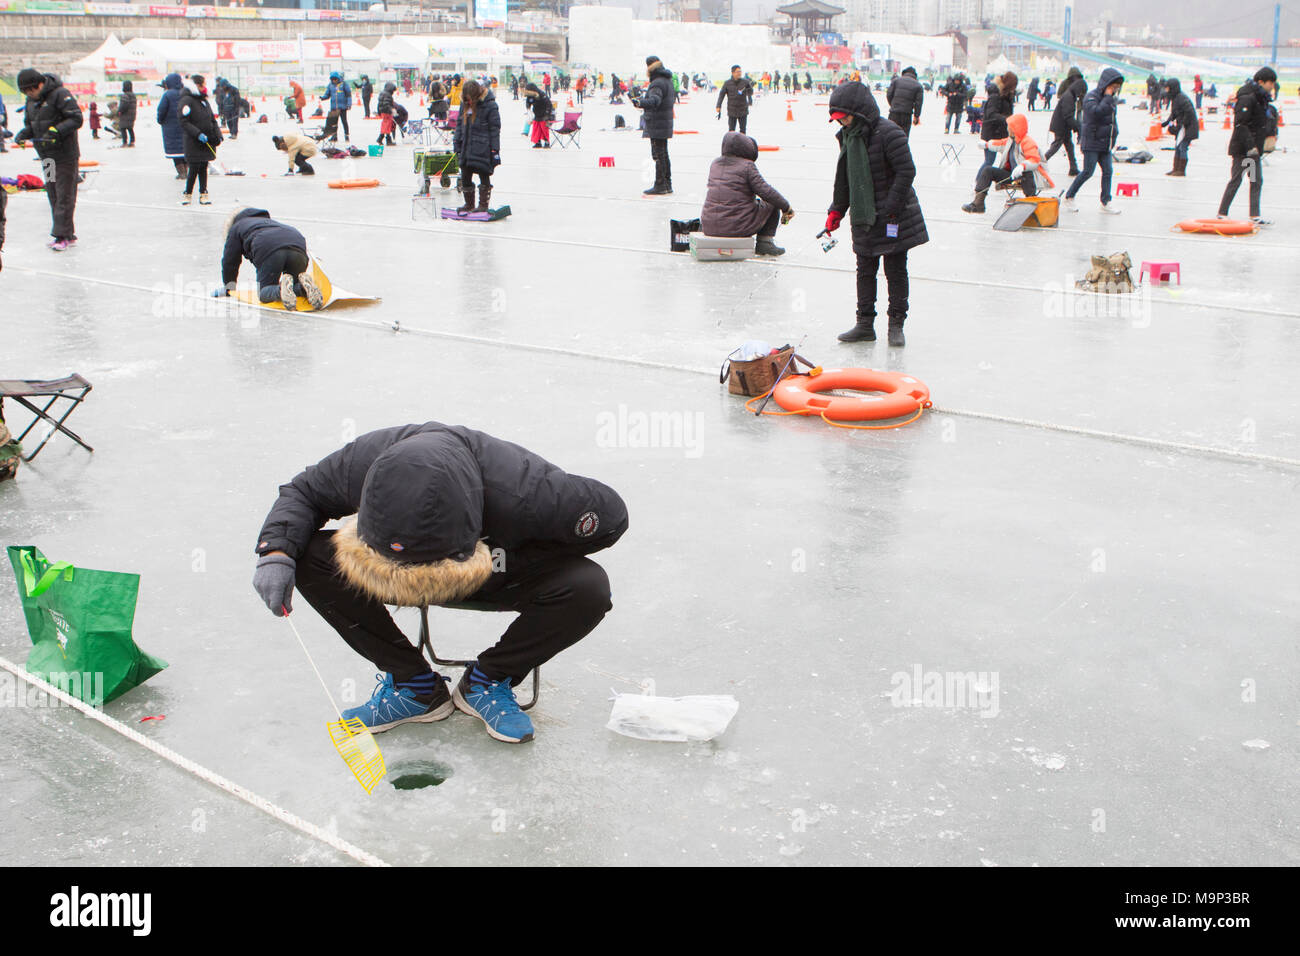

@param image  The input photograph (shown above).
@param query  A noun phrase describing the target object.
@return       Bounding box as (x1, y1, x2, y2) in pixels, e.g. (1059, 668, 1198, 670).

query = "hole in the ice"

(389, 760, 453, 790)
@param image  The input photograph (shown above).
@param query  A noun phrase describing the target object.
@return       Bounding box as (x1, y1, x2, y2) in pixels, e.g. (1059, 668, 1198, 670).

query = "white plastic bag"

(606, 693, 739, 742)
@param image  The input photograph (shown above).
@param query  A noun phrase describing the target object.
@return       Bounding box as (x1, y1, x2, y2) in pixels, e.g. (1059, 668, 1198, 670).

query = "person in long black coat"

(117, 79, 137, 146)
(980, 71, 1016, 164)
(250, 422, 628, 743)
(1161, 77, 1199, 176)
(359, 75, 374, 118)
(634, 56, 675, 194)
(1043, 67, 1085, 175)
(822, 82, 928, 347)
(1026, 76, 1040, 111)
(177, 75, 221, 205)
(452, 80, 501, 214)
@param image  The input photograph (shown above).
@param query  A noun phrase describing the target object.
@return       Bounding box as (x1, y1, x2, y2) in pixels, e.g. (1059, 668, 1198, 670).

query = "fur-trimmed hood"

(333, 518, 493, 607)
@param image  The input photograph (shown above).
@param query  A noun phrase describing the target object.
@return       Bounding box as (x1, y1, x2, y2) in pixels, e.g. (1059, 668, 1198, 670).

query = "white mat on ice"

(606, 693, 739, 742)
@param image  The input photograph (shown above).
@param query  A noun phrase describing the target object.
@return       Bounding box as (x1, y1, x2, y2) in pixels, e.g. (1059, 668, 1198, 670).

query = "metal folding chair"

(0, 374, 94, 461)
(550, 111, 583, 149)
(416, 605, 539, 711)
(940, 142, 964, 166)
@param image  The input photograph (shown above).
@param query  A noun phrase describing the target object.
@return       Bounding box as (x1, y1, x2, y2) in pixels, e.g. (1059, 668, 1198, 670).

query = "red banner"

(149, 5, 187, 16)
(321, 40, 341, 59)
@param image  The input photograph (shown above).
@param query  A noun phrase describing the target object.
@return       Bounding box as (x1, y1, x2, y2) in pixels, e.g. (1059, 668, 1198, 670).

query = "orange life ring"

(773, 367, 931, 421)
(328, 178, 381, 189)
(675, 130, 700, 134)
(757, 145, 780, 152)
(78, 160, 100, 168)
(1175, 218, 1256, 235)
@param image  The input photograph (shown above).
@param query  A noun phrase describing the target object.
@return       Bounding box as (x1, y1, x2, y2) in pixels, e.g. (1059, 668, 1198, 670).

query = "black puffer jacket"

(453, 90, 501, 173)
(1049, 70, 1086, 136)
(376, 82, 395, 115)
(638, 65, 675, 139)
(715, 76, 753, 118)
(981, 76, 1015, 142)
(178, 80, 222, 163)
(886, 73, 924, 120)
(18, 72, 82, 163)
(701, 132, 790, 237)
(1228, 79, 1271, 155)
(944, 76, 968, 111)
(828, 82, 928, 259)
(221, 208, 307, 288)
(1164, 78, 1199, 142)
(255, 423, 629, 573)
(1079, 67, 1123, 152)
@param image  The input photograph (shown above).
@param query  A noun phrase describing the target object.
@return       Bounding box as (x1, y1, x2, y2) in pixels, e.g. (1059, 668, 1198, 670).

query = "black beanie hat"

(1253, 67, 1277, 84)
(17, 68, 42, 91)
(646, 55, 660, 66)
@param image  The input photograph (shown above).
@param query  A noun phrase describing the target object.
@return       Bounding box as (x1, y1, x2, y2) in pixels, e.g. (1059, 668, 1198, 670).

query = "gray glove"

(253, 553, 296, 617)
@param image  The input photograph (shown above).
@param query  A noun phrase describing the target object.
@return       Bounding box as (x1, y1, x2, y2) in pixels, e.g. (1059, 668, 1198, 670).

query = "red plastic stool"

(1140, 261, 1180, 284)
(598, 156, 615, 168)
(1117, 183, 1139, 197)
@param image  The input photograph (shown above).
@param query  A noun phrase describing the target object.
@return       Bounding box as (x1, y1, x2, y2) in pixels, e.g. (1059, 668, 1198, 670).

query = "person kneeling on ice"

(961, 113, 1052, 213)
(272, 133, 317, 176)
(214, 208, 324, 310)
(823, 81, 928, 347)
(251, 424, 628, 744)
(701, 132, 793, 256)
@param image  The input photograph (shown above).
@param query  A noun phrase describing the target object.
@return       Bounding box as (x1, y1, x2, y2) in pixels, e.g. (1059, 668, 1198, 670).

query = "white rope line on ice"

(7, 266, 1299, 469)
(0, 655, 390, 868)
(927, 406, 1300, 468)
(71, 199, 1300, 318)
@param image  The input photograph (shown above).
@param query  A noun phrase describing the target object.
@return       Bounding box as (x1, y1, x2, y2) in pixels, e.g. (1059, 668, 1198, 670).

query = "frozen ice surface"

(1, 89, 1298, 866)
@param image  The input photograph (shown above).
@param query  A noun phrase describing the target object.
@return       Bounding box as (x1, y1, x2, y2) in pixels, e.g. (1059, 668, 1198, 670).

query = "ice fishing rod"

(718, 227, 827, 329)
(753, 333, 808, 416)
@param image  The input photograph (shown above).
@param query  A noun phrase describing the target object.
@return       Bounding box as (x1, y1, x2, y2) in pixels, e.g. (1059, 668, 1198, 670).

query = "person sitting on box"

(700, 132, 793, 256)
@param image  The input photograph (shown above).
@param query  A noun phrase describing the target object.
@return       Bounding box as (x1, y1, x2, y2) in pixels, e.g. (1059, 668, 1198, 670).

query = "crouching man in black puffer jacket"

(252, 423, 628, 744)
(822, 82, 928, 347)
(215, 207, 325, 310)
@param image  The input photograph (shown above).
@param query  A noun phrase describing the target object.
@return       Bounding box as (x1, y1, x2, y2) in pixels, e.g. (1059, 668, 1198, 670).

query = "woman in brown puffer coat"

(701, 131, 793, 255)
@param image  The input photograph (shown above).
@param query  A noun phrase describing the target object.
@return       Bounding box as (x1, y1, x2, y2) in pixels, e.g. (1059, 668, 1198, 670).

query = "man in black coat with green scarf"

(822, 82, 928, 347)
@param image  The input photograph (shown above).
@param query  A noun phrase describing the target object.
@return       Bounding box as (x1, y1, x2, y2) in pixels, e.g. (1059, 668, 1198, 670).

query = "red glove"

(825, 210, 844, 233)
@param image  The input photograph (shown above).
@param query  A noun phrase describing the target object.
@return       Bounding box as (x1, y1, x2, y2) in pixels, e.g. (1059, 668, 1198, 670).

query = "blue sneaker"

(342, 672, 453, 733)
(453, 667, 534, 743)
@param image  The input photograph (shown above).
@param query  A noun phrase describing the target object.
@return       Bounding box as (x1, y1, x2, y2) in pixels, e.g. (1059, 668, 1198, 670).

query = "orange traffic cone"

(1198, 113, 1205, 131)
(786, 105, 794, 121)
(567, 94, 574, 108)
(1144, 122, 1163, 141)
(420, 94, 425, 106)
(1222, 112, 1231, 129)
(1277, 112, 1285, 127)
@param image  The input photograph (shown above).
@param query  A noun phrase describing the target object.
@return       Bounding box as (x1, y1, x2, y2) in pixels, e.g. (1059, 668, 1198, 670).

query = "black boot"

(961, 191, 987, 213)
(476, 184, 492, 213)
(174, 159, 188, 181)
(837, 318, 876, 343)
(887, 318, 906, 347)
(457, 183, 476, 214)
(755, 237, 785, 256)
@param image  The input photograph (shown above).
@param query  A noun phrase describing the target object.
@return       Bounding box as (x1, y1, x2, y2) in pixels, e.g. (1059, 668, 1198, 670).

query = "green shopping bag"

(7, 545, 168, 705)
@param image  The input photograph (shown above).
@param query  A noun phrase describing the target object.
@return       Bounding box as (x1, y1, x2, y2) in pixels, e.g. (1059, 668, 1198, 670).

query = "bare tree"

(700, 0, 731, 24)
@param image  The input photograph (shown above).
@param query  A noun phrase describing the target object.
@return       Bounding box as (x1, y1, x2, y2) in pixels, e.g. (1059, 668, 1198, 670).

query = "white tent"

(371, 35, 525, 77)
(68, 36, 379, 97)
